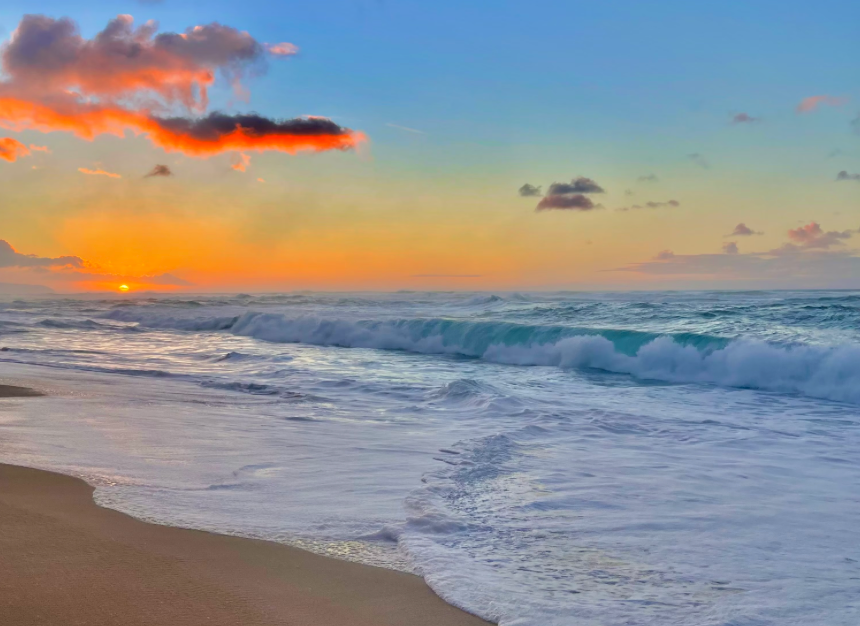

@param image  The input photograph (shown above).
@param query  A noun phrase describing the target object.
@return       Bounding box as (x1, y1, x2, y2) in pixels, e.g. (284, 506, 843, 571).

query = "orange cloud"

(0, 137, 30, 162)
(0, 96, 365, 157)
(79, 167, 121, 178)
(0, 15, 366, 160)
(29, 144, 51, 153)
(231, 152, 251, 171)
(796, 95, 848, 113)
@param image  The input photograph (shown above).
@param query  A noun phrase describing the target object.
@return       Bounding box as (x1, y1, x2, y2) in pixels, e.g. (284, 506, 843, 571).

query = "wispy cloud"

(637, 174, 659, 182)
(836, 171, 860, 182)
(616, 200, 679, 212)
(79, 167, 120, 178)
(796, 95, 848, 114)
(231, 152, 251, 172)
(386, 123, 427, 135)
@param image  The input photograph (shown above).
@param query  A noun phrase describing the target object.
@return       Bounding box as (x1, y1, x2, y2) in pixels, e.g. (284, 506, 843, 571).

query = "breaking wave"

(101, 310, 860, 404)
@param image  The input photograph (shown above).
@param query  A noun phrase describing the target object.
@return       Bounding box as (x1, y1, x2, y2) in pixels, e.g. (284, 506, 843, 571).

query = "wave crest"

(103, 309, 860, 404)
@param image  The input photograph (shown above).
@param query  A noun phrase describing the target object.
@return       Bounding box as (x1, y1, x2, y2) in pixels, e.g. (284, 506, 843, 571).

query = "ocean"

(0, 290, 858, 625)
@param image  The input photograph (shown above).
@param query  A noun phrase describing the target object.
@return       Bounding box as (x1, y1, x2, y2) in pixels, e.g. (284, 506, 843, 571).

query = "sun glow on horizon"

(119, 284, 129, 292)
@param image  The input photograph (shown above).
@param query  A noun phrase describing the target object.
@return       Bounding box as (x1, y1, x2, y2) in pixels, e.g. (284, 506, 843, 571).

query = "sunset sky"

(0, 0, 858, 292)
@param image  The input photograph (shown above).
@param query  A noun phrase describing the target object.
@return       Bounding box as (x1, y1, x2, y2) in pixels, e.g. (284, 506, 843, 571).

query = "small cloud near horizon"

(732, 113, 760, 124)
(727, 223, 763, 237)
(533, 176, 605, 211)
(836, 171, 860, 181)
(518, 183, 542, 197)
(785, 222, 856, 249)
(609, 221, 860, 286)
(144, 164, 173, 178)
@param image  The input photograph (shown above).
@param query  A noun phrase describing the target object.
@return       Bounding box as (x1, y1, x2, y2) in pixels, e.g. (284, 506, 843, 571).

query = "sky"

(0, 0, 857, 293)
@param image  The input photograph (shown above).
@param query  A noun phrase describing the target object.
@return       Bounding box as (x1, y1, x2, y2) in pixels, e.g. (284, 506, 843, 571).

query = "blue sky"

(0, 0, 857, 290)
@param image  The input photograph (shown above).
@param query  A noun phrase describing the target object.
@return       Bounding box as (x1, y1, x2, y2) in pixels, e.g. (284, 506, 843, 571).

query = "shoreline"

(0, 385, 492, 626)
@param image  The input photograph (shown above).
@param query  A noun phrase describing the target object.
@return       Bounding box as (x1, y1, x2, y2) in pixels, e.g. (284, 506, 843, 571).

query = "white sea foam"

(107, 309, 860, 404)
(3, 292, 860, 626)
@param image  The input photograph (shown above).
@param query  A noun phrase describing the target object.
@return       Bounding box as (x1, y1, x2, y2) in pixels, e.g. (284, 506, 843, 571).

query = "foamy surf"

(2, 291, 860, 625)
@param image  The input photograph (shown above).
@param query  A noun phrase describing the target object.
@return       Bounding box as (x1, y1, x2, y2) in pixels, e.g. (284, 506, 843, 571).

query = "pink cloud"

(796, 95, 848, 114)
(266, 42, 299, 56)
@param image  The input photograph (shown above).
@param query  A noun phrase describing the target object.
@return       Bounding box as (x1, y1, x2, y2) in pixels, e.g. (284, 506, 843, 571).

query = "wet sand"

(0, 385, 492, 626)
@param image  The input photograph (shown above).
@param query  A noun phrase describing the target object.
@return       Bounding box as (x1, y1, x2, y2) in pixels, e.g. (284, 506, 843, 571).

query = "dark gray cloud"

(144, 164, 173, 178)
(731, 113, 760, 124)
(546, 177, 605, 195)
(154, 112, 351, 141)
(0, 240, 83, 268)
(616, 200, 680, 212)
(727, 223, 763, 237)
(537, 194, 600, 211)
(836, 171, 860, 181)
(722, 241, 739, 254)
(687, 153, 710, 169)
(637, 174, 659, 182)
(518, 183, 542, 197)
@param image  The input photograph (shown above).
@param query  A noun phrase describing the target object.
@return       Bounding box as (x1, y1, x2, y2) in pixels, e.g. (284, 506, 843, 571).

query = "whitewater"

(1, 290, 859, 625)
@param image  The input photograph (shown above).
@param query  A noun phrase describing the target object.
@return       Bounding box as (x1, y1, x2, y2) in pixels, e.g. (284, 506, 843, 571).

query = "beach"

(2, 291, 859, 625)
(0, 384, 490, 626)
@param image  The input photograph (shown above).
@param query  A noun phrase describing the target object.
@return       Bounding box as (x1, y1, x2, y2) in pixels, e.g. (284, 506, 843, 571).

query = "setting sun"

(119, 284, 129, 292)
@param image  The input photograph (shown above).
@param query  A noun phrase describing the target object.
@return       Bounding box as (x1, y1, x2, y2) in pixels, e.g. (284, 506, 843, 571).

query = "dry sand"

(0, 385, 492, 626)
